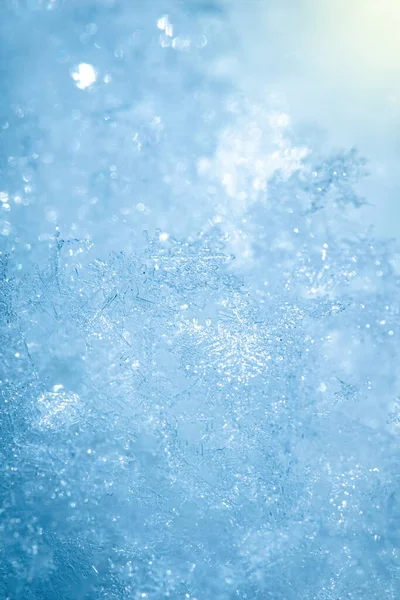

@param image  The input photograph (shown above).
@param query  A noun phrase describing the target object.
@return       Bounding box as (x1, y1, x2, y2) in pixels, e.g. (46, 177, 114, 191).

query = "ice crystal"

(36, 388, 81, 430)
(1, 1, 400, 599)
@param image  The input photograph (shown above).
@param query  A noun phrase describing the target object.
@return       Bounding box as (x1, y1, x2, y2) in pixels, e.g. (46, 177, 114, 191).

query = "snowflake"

(176, 295, 272, 384)
(36, 386, 81, 430)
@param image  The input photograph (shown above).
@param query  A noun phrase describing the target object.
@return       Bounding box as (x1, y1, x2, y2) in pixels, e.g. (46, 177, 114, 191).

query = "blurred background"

(1, 0, 400, 259)
(223, 0, 400, 234)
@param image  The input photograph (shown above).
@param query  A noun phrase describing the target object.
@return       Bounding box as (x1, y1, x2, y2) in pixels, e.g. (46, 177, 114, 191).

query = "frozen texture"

(1, 1, 400, 599)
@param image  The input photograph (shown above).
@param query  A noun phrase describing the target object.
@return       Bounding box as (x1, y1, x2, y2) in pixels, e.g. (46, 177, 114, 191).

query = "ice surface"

(1, 1, 400, 599)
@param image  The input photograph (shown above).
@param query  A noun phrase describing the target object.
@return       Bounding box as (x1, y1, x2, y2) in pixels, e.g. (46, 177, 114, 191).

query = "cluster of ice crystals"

(36, 387, 81, 430)
(1, 1, 400, 599)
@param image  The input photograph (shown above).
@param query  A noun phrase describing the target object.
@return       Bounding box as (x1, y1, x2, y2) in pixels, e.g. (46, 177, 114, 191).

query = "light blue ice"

(1, 1, 400, 599)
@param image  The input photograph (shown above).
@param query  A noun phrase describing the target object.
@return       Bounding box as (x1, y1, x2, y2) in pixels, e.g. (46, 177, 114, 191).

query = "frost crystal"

(36, 388, 81, 430)
(1, 1, 400, 599)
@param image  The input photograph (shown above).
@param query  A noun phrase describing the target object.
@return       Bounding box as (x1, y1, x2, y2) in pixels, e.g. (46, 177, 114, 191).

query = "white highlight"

(72, 63, 97, 90)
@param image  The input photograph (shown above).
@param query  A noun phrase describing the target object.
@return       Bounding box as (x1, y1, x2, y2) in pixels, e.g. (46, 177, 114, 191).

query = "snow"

(1, 1, 400, 599)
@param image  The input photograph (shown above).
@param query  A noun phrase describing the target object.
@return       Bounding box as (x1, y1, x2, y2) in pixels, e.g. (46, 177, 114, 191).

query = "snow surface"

(1, 1, 400, 599)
